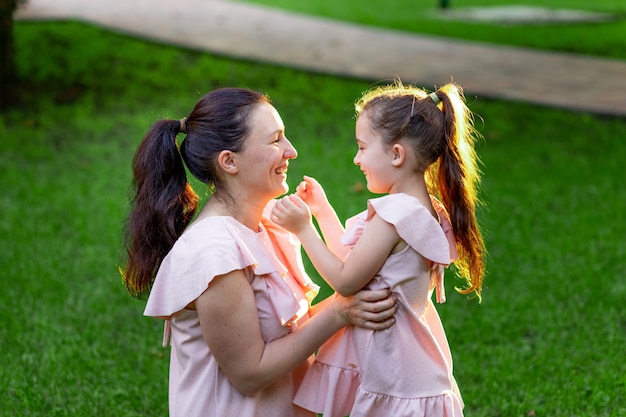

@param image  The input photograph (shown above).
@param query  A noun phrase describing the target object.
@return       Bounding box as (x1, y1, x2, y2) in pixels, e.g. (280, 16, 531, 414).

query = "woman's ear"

(217, 150, 239, 174)
(391, 143, 405, 167)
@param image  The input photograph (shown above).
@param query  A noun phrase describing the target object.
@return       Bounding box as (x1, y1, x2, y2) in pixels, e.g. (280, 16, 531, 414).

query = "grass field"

(242, 0, 626, 59)
(2, 1, 625, 416)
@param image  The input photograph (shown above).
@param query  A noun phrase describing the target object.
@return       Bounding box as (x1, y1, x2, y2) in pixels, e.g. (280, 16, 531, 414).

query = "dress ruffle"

(293, 327, 361, 417)
(144, 201, 319, 328)
(293, 360, 360, 417)
(350, 388, 464, 417)
(295, 361, 464, 417)
(261, 201, 320, 304)
(342, 193, 458, 303)
(342, 194, 456, 265)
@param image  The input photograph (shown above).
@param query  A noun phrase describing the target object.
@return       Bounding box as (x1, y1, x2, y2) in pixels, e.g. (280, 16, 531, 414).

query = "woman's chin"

(270, 183, 290, 199)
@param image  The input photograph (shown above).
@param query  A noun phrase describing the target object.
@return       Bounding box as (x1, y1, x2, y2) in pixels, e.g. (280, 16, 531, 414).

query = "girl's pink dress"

(293, 193, 464, 417)
(144, 202, 319, 417)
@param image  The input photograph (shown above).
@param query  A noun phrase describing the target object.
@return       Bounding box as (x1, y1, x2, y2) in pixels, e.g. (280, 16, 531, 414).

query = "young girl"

(271, 81, 486, 416)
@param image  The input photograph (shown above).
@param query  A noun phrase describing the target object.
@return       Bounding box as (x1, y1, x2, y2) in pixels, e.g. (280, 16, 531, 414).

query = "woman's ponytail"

(122, 119, 199, 297)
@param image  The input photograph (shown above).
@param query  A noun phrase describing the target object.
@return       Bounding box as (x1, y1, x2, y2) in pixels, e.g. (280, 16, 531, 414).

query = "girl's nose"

(353, 153, 360, 165)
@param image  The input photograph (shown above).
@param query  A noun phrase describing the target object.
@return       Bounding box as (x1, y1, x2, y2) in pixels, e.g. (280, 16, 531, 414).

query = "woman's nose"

(284, 138, 298, 159)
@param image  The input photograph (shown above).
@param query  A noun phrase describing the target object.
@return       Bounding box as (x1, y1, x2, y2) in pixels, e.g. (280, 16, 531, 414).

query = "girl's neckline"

(377, 193, 440, 223)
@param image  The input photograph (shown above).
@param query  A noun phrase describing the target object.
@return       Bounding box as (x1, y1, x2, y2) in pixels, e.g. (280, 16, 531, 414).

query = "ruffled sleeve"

(340, 210, 368, 249)
(342, 194, 459, 304)
(368, 194, 451, 265)
(261, 201, 319, 304)
(143, 217, 276, 319)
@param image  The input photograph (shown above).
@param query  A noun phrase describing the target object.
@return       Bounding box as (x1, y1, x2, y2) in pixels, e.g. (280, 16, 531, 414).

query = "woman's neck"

(199, 194, 265, 231)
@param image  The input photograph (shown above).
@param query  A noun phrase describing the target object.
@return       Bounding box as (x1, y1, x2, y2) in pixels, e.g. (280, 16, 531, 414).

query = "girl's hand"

(296, 176, 331, 219)
(331, 289, 397, 331)
(270, 194, 311, 234)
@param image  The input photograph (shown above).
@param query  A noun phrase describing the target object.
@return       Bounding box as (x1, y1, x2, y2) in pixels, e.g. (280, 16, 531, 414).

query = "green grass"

(2, 1, 626, 415)
(243, 0, 626, 59)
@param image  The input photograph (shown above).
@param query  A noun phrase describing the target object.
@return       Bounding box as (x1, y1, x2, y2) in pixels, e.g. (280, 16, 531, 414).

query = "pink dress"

(293, 193, 464, 417)
(144, 202, 319, 417)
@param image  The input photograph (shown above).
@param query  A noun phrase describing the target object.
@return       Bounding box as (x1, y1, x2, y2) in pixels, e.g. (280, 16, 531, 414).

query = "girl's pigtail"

(122, 120, 199, 297)
(436, 84, 485, 300)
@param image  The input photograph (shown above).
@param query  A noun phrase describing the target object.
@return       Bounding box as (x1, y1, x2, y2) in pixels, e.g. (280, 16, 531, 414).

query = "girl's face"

(237, 102, 297, 201)
(353, 111, 395, 194)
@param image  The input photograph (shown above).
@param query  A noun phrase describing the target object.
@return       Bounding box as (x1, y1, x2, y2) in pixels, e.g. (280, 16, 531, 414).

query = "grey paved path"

(15, 0, 626, 116)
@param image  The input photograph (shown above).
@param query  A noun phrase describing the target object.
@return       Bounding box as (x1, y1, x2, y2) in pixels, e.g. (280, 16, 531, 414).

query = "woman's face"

(237, 102, 297, 201)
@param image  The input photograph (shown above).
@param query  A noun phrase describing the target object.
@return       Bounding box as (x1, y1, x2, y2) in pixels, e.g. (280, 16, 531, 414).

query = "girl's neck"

(388, 174, 436, 217)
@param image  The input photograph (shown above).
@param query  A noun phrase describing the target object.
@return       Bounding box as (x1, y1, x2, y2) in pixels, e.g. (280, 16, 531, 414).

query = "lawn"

(1, 1, 625, 416)
(242, 0, 626, 59)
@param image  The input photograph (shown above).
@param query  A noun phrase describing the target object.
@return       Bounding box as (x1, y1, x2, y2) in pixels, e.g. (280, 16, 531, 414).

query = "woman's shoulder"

(185, 215, 252, 237)
(175, 216, 254, 253)
(144, 216, 268, 318)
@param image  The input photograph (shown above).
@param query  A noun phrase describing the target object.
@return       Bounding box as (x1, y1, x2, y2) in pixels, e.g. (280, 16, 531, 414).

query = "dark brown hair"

(121, 88, 270, 296)
(355, 80, 486, 299)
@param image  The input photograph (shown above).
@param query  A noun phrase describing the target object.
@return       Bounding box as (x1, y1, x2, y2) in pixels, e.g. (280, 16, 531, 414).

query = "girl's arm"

(272, 195, 400, 296)
(296, 176, 349, 259)
(194, 270, 396, 396)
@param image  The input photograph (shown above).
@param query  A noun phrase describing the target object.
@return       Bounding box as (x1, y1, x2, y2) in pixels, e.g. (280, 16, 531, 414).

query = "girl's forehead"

(355, 111, 370, 127)
(355, 112, 376, 138)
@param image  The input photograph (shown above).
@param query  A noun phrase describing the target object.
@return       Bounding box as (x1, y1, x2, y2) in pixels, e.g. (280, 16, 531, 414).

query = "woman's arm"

(195, 270, 396, 396)
(310, 289, 398, 329)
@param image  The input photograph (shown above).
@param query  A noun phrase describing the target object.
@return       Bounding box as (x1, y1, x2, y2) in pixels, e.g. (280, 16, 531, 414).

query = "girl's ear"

(391, 143, 406, 167)
(217, 150, 239, 174)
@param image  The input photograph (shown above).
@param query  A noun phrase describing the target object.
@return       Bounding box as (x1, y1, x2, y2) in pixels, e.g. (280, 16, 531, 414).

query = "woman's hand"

(331, 288, 397, 331)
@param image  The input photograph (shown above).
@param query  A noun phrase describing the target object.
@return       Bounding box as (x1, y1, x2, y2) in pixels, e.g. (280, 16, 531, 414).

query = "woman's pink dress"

(144, 202, 319, 417)
(293, 193, 464, 417)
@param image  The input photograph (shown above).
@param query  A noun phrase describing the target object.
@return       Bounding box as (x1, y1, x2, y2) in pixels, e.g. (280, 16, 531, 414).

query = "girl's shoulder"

(367, 193, 432, 222)
(367, 194, 453, 264)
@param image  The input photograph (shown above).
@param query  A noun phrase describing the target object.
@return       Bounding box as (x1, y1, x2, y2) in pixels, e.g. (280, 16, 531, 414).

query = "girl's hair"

(355, 80, 485, 299)
(122, 88, 270, 297)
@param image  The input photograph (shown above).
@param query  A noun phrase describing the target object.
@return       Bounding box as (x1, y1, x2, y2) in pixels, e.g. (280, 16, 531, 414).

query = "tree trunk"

(0, 0, 19, 112)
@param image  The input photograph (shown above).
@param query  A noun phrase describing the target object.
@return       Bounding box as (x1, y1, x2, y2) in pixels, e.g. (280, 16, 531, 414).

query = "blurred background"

(1, 1, 625, 416)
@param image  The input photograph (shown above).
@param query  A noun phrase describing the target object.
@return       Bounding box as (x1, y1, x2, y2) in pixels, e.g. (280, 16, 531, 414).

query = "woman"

(121, 87, 397, 417)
